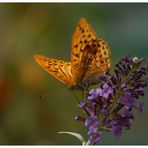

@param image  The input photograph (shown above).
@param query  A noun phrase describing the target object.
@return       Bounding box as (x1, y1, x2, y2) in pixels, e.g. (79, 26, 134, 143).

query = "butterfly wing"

(71, 18, 97, 83)
(34, 54, 74, 85)
(83, 39, 111, 83)
(71, 18, 111, 84)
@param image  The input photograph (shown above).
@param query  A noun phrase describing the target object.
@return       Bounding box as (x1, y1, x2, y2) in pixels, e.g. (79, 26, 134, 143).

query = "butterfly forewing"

(34, 55, 74, 85)
(71, 18, 111, 85)
(71, 18, 97, 82)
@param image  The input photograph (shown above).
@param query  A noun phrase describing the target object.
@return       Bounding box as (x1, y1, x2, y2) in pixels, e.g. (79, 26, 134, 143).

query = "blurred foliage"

(0, 3, 148, 145)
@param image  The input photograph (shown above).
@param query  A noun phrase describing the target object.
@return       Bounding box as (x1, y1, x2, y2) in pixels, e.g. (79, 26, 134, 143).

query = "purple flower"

(120, 92, 135, 109)
(120, 111, 134, 129)
(136, 87, 144, 96)
(111, 122, 123, 138)
(101, 83, 113, 99)
(85, 116, 101, 144)
(85, 115, 99, 130)
(87, 88, 102, 100)
(101, 104, 109, 115)
(110, 110, 134, 138)
(96, 88, 102, 96)
(75, 55, 148, 145)
(87, 82, 113, 101)
(88, 129, 102, 144)
(99, 74, 107, 81)
(87, 89, 96, 100)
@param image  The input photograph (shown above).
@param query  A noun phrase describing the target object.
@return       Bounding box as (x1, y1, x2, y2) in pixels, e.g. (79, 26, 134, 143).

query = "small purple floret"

(101, 83, 113, 99)
(87, 88, 102, 100)
(120, 92, 135, 109)
(112, 123, 123, 138)
(88, 129, 102, 144)
(85, 115, 99, 130)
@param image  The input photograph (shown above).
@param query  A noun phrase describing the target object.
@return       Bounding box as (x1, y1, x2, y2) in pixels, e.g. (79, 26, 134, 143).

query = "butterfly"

(34, 18, 111, 90)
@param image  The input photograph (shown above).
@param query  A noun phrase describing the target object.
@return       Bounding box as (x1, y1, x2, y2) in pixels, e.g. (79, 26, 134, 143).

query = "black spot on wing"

(73, 53, 79, 58)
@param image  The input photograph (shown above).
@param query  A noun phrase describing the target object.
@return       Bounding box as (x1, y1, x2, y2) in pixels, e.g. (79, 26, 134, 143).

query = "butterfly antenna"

(40, 85, 66, 99)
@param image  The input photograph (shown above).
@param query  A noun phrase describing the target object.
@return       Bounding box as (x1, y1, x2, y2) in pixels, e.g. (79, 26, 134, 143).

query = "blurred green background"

(0, 3, 148, 145)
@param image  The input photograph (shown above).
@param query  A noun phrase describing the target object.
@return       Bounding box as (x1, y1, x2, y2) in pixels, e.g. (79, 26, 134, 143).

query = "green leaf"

(58, 131, 86, 145)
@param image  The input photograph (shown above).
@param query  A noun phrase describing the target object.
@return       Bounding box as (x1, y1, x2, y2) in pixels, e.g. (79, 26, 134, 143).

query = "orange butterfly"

(34, 18, 111, 90)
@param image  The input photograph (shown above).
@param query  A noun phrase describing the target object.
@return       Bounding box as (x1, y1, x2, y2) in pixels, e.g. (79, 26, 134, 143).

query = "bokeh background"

(0, 3, 148, 145)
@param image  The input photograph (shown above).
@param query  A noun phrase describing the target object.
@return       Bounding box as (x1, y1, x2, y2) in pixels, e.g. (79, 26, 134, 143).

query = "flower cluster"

(75, 55, 148, 144)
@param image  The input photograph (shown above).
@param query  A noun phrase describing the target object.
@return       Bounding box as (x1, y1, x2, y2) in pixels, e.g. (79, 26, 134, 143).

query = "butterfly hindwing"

(34, 55, 73, 85)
